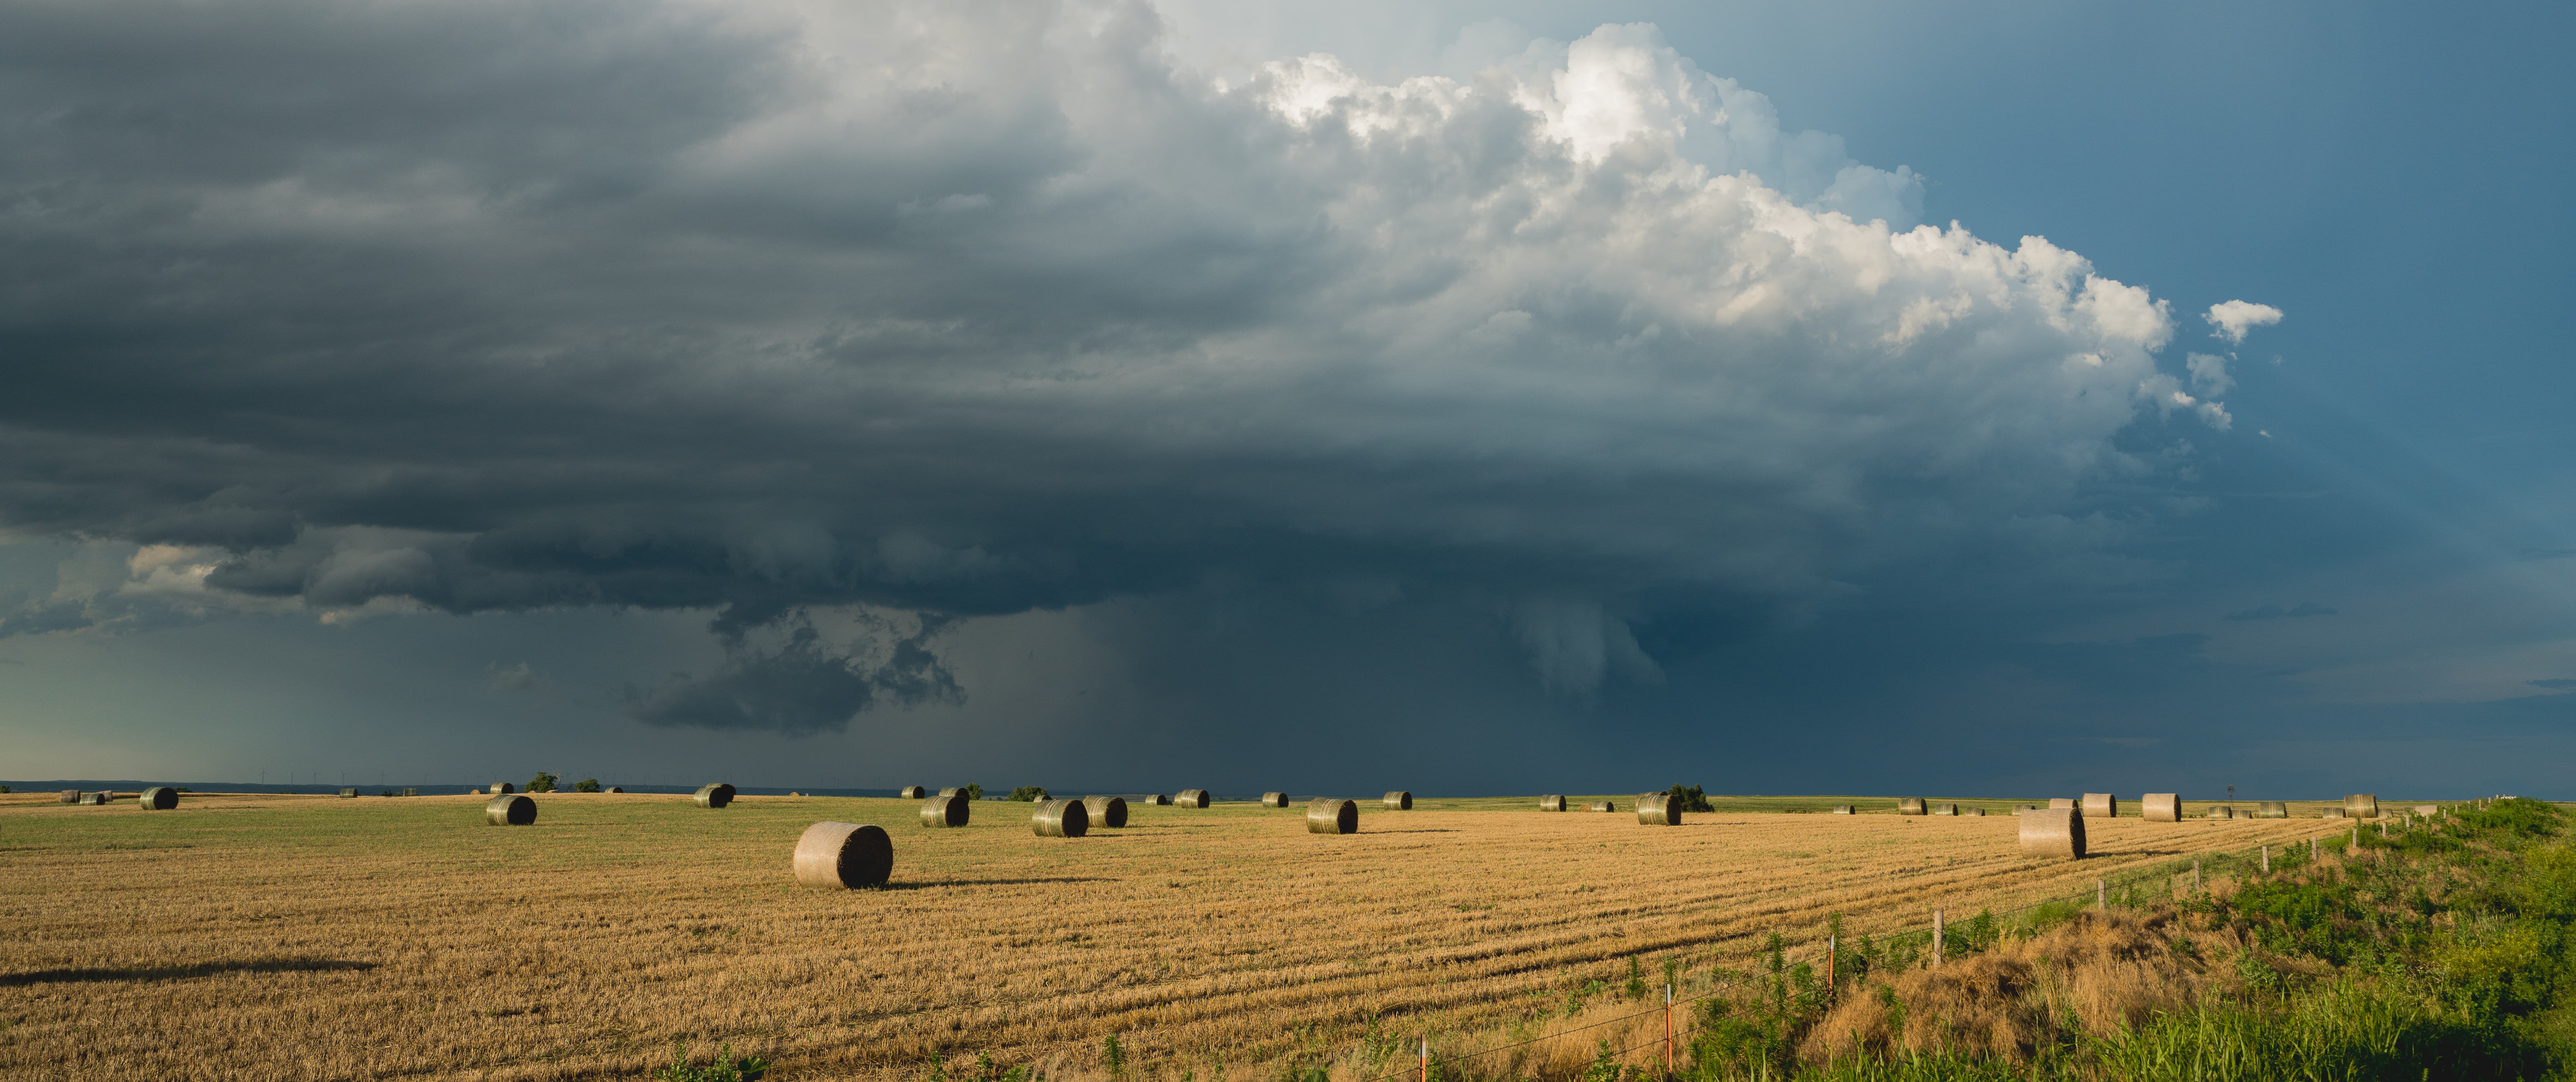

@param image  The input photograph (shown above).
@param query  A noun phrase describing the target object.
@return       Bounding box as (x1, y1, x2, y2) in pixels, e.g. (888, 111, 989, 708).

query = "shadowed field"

(0, 791, 2355, 1080)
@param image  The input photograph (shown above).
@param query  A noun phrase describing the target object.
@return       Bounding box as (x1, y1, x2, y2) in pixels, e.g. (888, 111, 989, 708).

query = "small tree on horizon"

(528, 772, 559, 793)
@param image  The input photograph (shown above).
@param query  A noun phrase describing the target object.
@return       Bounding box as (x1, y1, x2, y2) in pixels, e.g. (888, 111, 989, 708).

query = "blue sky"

(2, 0, 2569, 799)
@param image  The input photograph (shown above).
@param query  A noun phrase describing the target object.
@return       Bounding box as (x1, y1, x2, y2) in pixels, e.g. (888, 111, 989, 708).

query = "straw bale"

(2140, 793, 2179, 823)
(1307, 798, 1357, 834)
(900, 786, 926, 799)
(606, 786, 623, 793)
(2081, 793, 2117, 818)
(58, 790, 79, 803)
(2344, 793, 2379, 819)
(1260, 792, 1289, 808)
(1636, 792, 1681, 826)
(2012, 804, 2037, 812)
(1176, 789, 1211, 808)
(1930, 803, 1957, 816)
(493, 782, 515, 794)
(484, 794, 536, 826)
(1588, 800, 1616, 812)
(2257, 801, 2285, 818)
(2048, 798, 2075, 809)
(1830, 805, 1855, 815)
(1898, 797, 1926, 816)
(1081, 795, 1128, 828)
(2209, 806, 2235, 819)
(1382, 791, 1412, 810)
(338, 788, 358, 798)
(919, 794, 969, 827)
(140, 787, 178, 810)
(2413, 805, 2437, 817)
(1031, 798, 1089, 838)
(937, 788, 967, 798)
(694, 783, 735, 809)
(79, 791, 109, 805)
(1539, 795, 1567, 811)
(2018, 807, 2085, 859)
(1965, 807, 1988, 817)
(1137, 794, 1171, 806)
(793, 821, 893, 888)
(2320, 808, 2345, 818)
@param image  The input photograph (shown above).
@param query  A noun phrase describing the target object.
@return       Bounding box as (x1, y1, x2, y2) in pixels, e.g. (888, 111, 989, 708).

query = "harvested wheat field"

(0, 790, 2353, 1081)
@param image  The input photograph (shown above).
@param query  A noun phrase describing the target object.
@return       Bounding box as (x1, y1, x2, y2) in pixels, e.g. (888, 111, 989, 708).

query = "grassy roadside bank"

(1672, 798, 2576, 1081)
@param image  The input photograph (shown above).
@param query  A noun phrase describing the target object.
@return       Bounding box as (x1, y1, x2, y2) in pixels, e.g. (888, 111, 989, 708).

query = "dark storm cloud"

(0, 0, 2227, 727)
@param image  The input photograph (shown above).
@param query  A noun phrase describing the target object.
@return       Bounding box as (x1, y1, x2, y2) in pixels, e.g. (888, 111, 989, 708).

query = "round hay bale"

(694, 783, 735, 809)
(140, 787, 178, 810)
(2413, 804, 2437, 817)
(1830, 805, 1855, 814)
(936, 787, 967, 798)
(793, 821, 893, 888)
(2012, 804, 2038, 812)
(2018, 807, 2085, 860)
(607, 786, 624, 793)
(2320, 808, 2345, 818)
(1897, 797, 1926, 815)
(484, 794, 536, 826)
(1930, 803, 1957, 816)
(2081, 793, 2117, 818)
(1136, 793, 1171, 806)
(2210, 806, 2235, 819)
(1174, 789, 1211, 808)
(79, 791, 109, 806)
(2344, 793, 2379, 819)
(1540, 795, 1567, 811)
(2141, 793, 2180, 822)
(1260, 792, 1289, 808)
(493, 782, 515, 794)
(58, 789, 79, 803)
(1588, 800, 1616, 812)
(900, 786, 926, 799)
(1637, 793, 1681, 826)
(1032, 798, 1089, 838)
(2257, 801, 2286, 818)
(1382, 791, 1412, 810)
(1307, 798, 1357, 834)
(1081, 795, 1128, 828)
(919, 794, 969, 827)
(1966, 807, 1988, 817)
(2048, 797, 2075, 810)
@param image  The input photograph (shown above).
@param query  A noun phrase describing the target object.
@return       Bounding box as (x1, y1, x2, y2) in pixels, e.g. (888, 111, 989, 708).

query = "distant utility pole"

(2227, 785, 2235, 803)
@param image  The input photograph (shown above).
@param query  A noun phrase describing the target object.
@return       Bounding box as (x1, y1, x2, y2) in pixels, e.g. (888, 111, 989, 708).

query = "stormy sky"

(4, 0, 2571, 799)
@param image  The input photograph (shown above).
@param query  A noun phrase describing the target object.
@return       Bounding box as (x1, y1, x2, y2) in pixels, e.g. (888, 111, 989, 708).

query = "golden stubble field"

(0, 792, 2352, 1081)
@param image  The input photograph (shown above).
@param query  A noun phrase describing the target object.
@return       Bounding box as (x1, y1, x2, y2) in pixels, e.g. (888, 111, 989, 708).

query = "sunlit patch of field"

(0, 791, 2356, 1080)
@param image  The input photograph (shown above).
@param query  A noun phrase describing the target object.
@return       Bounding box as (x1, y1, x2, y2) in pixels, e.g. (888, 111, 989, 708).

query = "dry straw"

(2258, 801, 2286, 818)
(1636, 792, 1681, 826)
(2414, 804, 2438, 816)
(140, 787, 177, 811)
(1965, 807, 1988, 817)
(606, 786, 623, 793)
(484, 794, 536, 826)
(694, 783, 736, 809)
(1930, 803, 1957, 816)
(1176, 789, 1211, 808)
(899, 786, 926, 799)
(1898, 797, 1927, 816)
(919, 794, 969, 827)
(1260, 792, 1289, 808)
(2321, 808, 2346, 818)
(1307, 798, 1357, 834)
(79, 792, 109, 806)
(338, 788, 358, 798)
(1539, 795, 1567, 811)
(792, 821, 893, 888)
(492, 782, 515, 794)
(57, 790, 78, 803)
(2345, 793, 2380, 819)
(2018, 807, 2085, 859)
(1588, 800, 1616, 812)
(2082, 793, 2118, 818)
(937, 788, 967, 798)
(2048, 798, 2075, 809)
(2210, 806, 2235, 819)
(1831, 805, 1855, 815)
(1382, 791, 1413, 810)
(1031, 799, 1089, 838)
(2141, 793, 2180, 823)
(1137, 793, 1172, 806)
(1080, 795, 1127, 828)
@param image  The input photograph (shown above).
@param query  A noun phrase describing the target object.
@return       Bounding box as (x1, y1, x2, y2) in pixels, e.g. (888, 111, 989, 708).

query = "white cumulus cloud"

(2205, 300, 2284, 344)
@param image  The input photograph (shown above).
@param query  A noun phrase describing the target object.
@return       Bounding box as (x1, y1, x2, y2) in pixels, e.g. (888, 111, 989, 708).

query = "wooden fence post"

(1932, 910, 1943, 968)
(2097, 878, 2106, 909)
(2192, 860, 2200, 893)
(2262, 845, 2269, 873)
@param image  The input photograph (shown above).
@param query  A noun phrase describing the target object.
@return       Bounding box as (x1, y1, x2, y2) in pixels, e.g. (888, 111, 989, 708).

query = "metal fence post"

(1664, 984, 1674, 1079)
(1419, 1037, 1427, 1082)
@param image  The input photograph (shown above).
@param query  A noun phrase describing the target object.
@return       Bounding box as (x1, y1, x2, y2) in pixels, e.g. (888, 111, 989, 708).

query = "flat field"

(0, 791, 2359, 1080)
